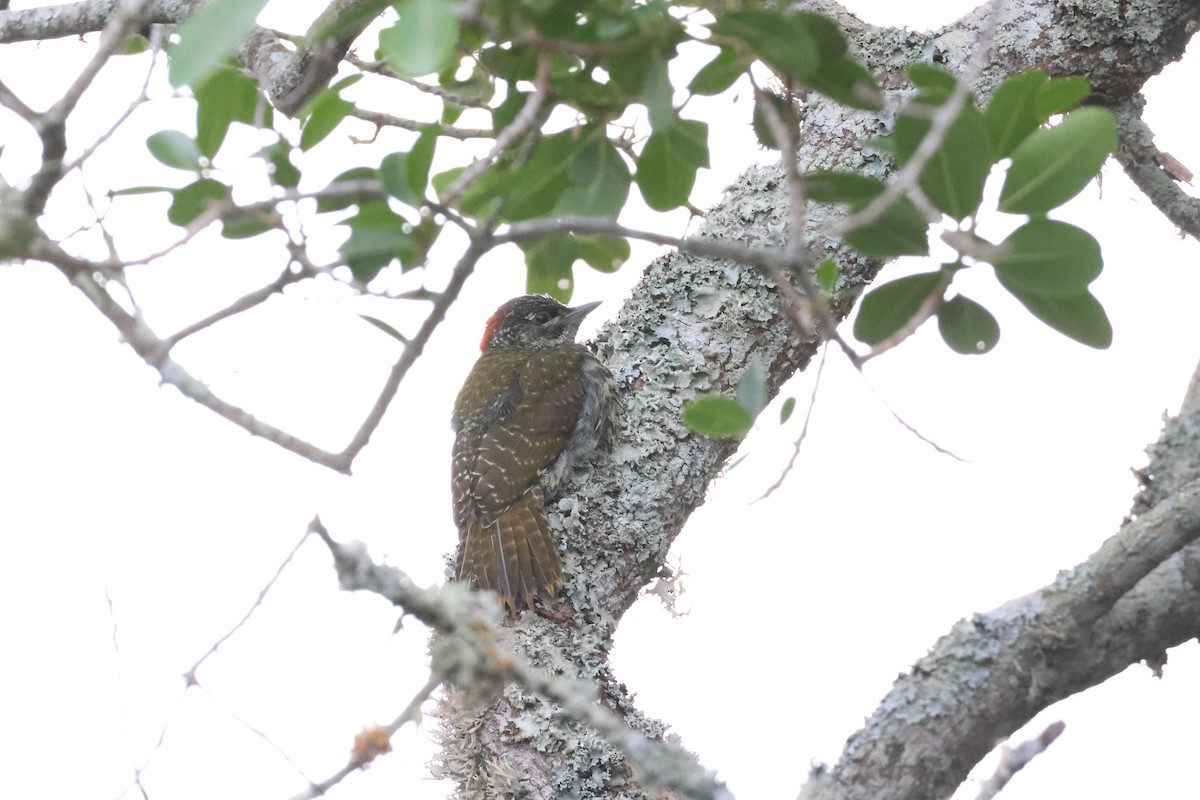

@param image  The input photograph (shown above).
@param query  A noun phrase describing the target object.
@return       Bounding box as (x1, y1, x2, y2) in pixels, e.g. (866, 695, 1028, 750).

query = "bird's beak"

(565, 300, 602, 323)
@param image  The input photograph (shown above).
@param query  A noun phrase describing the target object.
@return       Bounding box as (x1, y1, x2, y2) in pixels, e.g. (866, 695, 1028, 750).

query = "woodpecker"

(451, 294, 619, 615)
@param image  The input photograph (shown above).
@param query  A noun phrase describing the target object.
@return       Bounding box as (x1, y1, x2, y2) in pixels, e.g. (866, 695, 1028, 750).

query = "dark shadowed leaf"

(844, 196, 930, 257)
(804, 171, 885, 204)
(709, 10, 817, 83)
(557, 134, 631, 217)
(635, 119, 709, 210)
(937, 294, 1000, 354)
(853, 271, 943, 345)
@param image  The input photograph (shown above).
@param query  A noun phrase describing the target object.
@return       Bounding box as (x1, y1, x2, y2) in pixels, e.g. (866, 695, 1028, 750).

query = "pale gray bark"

(4, 0, 1200, 797)
(442, 0, 1200, 797)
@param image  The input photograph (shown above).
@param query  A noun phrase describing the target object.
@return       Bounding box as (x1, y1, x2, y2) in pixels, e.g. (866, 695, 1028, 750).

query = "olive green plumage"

(451, 295, 618, 615)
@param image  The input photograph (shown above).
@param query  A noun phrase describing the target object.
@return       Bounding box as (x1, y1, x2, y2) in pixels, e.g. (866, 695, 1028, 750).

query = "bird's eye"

(529, 311, 551, 324)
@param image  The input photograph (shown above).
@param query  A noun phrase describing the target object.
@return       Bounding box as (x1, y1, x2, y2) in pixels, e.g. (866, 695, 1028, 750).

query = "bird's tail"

(456, 488, 563, 615)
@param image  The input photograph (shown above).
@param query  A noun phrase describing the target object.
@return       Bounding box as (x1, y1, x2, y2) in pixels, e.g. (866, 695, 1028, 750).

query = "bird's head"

(479, 294, 601, 350)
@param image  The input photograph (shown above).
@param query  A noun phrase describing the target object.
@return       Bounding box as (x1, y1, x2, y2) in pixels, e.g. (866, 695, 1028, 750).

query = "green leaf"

(998, 106, 1116, 214)
(380, 152, 418, 205)
(984, 69, 1047, 159)
(221, 213, 275, 239)
(639, 55, 676, 130)
(300, 89, 353, 151)
(573, 236, 630, 273)
(267, 142, 300, 188)
(521, 235, 630, 301)
(993, 219, 1102, 296)
(751, 92, 794, 150)
(908, 63, 958, 92)
(779, 396, 796, 424)
(801, 52, 882, 109)
(804, 171, 885, 204)
(709, 10, 817, 83)
(147, 130, 202, 171)
(522, 236, 577, 301)
(893, 70, 993, 220)
(340, 201, 414, 282)
(853, 271, 943, 345)
(688, 46, 748, 96)
(407, 124, 438, 200)
(844, 196, 930, 257)
(492, 89, 529, 133)
(1008, 289, 1112, 348)
(937, 294, 1000, 354)
(108, 186, 173, 197)
(169, 0, 270, 87)
(1036, 76, 1090, 117)
(378, 0, 458, 77)
(316, 166, 379, 213)
(195, 65, 261, 159)
(503, 131, 579, 220)
(683, 395, 754, 439)
(792, 12, 881, 109)
(167, 178, 228, 226)
(816, 259, 839, 292)
(359, 314, 408, 343)
(557, 134, 631, 217)
(635, 119, 709, 211)
(736, 358, 766, 416)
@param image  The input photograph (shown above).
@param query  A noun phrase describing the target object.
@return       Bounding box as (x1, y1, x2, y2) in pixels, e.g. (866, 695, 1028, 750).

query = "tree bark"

(433, 0, 1200, 797)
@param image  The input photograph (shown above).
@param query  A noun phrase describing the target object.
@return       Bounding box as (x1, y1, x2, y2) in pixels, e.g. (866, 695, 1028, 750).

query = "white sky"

(2, 1, 1199, 798)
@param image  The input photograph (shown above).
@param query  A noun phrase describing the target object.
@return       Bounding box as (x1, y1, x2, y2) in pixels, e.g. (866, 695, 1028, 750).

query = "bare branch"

(439, 55, 552, 207)
(1113, 94, 1200, 241)
(0, 76, 35, 119)
(288, 675, 442, 800)
(310, 519, 732, 800)
(183, 527, 315, 684)
(352, 107, 493, 139)
(974, 722, 1066, 800)
(757, 342, 829, 501)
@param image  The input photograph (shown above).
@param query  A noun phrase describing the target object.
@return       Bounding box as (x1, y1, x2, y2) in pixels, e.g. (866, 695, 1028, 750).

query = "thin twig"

(440, 54, 552, 207)
(832, 0, 1005, 237)
(162, 264, 309, 348)
(183, 526, 314, 684)
(858, 368, 967, 461)
(860, 272, 949, 362)
(288, 675, 443, 800)
(353, 108, 493, 139)
(975, 722, 1066, 800)
(757, 342, 829, 501)
(196, 682, 317, 783)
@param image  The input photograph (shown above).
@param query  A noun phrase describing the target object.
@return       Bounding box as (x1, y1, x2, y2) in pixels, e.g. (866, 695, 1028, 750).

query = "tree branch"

(1113, 94, 1200, 241)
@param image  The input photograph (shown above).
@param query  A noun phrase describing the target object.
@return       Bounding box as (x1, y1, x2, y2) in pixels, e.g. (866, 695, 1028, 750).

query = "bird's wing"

(455, 347, 586, 524)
